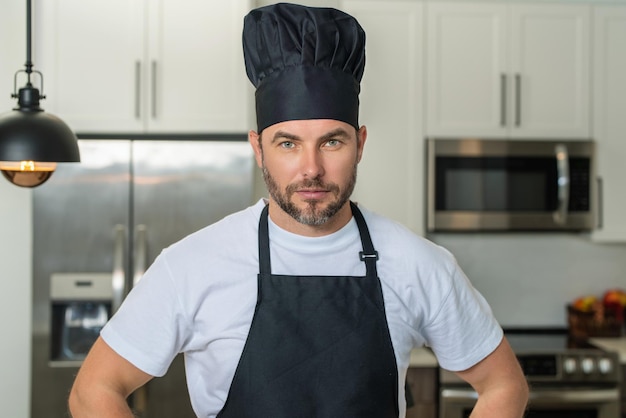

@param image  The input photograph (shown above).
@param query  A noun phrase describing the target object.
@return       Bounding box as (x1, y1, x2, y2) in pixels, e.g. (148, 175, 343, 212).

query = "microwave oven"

(426, 138, 595, 232)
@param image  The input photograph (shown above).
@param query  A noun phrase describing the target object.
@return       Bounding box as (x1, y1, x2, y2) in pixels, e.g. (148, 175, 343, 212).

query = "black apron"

(217, 202, 399, 418)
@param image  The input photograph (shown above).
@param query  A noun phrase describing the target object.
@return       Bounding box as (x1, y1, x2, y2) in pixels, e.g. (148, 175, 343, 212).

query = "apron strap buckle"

(359, 250, 379, 261)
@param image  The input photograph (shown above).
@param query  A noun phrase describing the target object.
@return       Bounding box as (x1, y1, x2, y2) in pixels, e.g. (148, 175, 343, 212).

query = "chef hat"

(243, 2, 366, 133)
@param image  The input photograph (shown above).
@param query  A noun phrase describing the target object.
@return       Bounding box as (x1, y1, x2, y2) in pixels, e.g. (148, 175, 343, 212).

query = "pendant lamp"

(0, 0, 80, 188)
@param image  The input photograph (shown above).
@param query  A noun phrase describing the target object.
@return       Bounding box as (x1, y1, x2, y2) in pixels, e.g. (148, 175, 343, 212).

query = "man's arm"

(456, 337, 529, 418)
(68, 336, 153, 418)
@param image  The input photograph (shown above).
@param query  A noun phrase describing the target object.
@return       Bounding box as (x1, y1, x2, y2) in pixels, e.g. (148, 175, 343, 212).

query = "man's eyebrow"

(319, 128, 352, 141)
(271, 130, 300, 144)
(271, 127, 353, 144)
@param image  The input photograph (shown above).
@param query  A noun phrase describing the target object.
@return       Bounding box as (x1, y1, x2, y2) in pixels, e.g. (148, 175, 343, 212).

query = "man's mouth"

(295, 189, 328, 200)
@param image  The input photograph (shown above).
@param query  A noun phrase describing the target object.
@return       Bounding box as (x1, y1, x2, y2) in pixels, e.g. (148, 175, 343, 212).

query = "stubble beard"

(262, 164, 358, 226)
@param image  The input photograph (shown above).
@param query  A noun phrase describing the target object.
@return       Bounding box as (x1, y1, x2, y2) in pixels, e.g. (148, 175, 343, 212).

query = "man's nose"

(301, 148, 324, 178)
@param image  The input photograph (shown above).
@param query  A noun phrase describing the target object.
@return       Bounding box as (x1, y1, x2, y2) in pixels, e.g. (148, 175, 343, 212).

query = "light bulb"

(0, 160, 57, 188)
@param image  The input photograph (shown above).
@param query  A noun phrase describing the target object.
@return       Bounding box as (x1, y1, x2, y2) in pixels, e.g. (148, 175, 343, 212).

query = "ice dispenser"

(50, 273, 113, 364)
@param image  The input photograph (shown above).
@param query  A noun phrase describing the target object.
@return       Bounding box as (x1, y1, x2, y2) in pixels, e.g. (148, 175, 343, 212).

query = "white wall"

(0, 1, 32, 416)
(255, 0, 340, 6)
(430, 232, 626, 328)
(0, 183, 32, 417)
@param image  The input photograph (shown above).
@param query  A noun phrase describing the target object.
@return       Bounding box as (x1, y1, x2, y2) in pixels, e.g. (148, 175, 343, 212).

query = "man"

(69, 3, 528, 417)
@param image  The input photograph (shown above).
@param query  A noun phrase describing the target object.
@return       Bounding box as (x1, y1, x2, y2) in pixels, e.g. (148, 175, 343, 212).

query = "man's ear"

(248, 130, 263, 168)
(356, 125, 367, 163)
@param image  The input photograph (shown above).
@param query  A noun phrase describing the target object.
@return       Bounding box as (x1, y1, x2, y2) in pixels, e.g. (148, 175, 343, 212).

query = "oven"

(439, 333, 621, 418)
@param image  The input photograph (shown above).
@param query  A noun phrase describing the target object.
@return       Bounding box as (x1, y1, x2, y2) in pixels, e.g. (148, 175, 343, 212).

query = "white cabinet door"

(509, 4, 591, 139)
(425, 2, 591, 139)
(36, 0, 145, 132)
(146, 0, 250, 132)
(592, 6, 626, 242)
(426, 2, 508, 137)
(36, 0, 250, 133)
(342, 0, 425, 235)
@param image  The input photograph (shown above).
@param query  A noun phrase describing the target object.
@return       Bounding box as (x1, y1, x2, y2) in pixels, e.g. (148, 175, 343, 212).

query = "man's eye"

(325, 139, 340, 147)
(280, 141, 295, 149)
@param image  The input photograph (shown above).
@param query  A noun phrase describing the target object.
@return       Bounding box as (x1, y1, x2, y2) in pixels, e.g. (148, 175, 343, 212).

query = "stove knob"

(598, 357, 614, 375)
(563, 357, 577, 374)
(581, 357, 595, 374)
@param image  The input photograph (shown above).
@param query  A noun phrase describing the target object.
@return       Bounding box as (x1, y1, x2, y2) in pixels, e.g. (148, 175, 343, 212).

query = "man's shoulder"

(357, 203, 454, 261)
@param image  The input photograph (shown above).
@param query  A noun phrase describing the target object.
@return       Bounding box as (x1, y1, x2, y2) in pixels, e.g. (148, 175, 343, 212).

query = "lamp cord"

(25, 0, 33, 82)
(13, 0, 44, 109)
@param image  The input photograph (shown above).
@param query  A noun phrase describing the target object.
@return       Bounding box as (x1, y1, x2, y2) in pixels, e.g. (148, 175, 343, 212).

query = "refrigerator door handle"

(133, 224, 148, 287)
(112, 225, 126, 313)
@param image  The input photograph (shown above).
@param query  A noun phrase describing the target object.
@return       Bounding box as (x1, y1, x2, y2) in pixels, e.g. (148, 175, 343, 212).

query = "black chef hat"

(243, 2, 366, 133)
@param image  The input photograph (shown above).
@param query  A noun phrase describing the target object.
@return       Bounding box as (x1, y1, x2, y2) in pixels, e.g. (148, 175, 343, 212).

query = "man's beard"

(263, 165, 357, 226)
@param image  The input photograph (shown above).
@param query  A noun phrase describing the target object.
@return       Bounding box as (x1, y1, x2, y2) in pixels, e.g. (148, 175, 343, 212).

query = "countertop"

(409, 347, 438, 368)
(589, 337, 626, 364)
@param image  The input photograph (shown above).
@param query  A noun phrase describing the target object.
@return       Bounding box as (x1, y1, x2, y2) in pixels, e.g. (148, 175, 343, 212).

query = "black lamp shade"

(0, 0, 81, 188)
(0, 109, 80, 163)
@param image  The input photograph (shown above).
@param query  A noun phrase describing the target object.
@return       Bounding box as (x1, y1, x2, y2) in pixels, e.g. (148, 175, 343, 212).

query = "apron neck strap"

(258, 204, 272, 275)
(349, 201, 379, 276)
(258, 202, 379, 276)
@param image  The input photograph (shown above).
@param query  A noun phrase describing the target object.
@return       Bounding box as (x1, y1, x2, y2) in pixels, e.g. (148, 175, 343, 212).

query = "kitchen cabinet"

(342, 0, 425, 235)
(591, 5, 626, 242)
(620, 365, 626, 418)
(426, 2, 591, 139)
(35, 0, 251, 133)
(405, 367, 438, 418)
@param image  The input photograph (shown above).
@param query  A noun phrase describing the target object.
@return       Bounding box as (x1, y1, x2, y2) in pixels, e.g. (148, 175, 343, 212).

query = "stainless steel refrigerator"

(31, 138, 254, 417)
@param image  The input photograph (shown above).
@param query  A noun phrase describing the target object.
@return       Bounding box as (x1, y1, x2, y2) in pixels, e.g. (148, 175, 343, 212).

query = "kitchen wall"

(0, 2, 31, 417)
(0, 183, 31, 418)
(256, 0, 340, 6)
(429, 232, 626, 328)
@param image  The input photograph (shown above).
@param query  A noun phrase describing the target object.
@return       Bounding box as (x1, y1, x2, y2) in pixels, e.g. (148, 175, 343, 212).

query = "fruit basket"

(567, 304, 623, 339)
(568, 289, 625, 339)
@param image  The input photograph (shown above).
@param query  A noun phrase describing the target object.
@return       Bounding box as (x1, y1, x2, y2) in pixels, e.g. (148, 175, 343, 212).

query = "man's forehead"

(263, 119, 355, 138)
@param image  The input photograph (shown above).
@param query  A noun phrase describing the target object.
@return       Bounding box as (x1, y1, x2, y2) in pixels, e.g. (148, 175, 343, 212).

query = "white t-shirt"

(101, 199, 502, 417)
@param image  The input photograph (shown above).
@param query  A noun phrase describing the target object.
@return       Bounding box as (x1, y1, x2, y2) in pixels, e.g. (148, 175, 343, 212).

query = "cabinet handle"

(554, 144, 570, 226)
(134, 61, 141, 119)
(515, 73, 521, 127)
(151, 61, 157, 119)
(500, 73, 507, 127)
(596, 176, 603, 229)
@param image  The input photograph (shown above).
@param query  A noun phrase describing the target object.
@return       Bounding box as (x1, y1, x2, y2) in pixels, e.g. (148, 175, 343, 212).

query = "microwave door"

(427, 139, 594, 232)
(434, 157, 559, 230)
